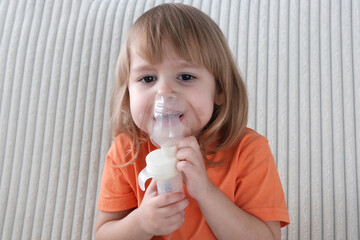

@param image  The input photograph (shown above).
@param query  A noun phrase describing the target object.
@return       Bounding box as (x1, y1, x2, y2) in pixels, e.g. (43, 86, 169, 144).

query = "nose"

(156, 78, 174, 94)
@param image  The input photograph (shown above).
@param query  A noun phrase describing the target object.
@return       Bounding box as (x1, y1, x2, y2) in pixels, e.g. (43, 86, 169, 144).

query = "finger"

(157, 212, 185, 236)
(176, 160, 188, 173)
(164, 210, 186, 229)
(176, 160, 196, 179)
(177, 137, 203, 164)
(177, 147, 203, 168)
(155, 192, 186, 208)
(155, 198, 188, 223)
(177, 147, 193, 162)
(144, 179, 158, 198)
(177, 136, 198, 149)
(160, 197, 189, 213)
(176, 160, 206, 188)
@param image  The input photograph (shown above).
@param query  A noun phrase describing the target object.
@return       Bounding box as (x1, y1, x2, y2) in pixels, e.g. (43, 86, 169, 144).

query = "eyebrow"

(131, 64, 155, 73)
(177, 61, 200, 69)
(130, 59, 200, 73)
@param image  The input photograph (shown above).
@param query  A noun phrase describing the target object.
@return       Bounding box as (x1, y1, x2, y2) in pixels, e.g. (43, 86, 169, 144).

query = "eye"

(178, 74, 195, 81)
(140, 76, 157, 83)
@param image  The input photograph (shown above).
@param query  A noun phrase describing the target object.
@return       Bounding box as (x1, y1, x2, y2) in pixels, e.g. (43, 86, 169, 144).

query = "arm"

(94, 180, 189, 240)
(176, 136, 281, 240)
(197, 183, 280, 239)
(95, 208, 152, 240)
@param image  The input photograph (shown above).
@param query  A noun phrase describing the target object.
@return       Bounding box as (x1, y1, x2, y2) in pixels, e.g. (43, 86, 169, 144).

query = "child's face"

(128, 44, 219, 136)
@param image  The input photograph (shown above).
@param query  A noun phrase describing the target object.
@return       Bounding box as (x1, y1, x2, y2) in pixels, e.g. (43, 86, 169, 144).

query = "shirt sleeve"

(235, 134, 290, 227)
(97, 137, 138, 212)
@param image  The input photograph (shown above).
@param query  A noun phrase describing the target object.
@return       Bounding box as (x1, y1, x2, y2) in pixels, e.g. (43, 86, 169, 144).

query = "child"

(95, 3, 290, 240)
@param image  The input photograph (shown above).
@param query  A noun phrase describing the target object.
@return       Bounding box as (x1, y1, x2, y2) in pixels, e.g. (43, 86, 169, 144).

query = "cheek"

(129, 97, 141, 128)
(187, 95, 215, 129)
(199, 87, 217, 126)
(129, 90, 150, 131)
(198, 101, 215, 126)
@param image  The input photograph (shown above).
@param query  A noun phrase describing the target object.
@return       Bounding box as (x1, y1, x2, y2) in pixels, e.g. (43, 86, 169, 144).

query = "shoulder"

(240, 128, 268, 145)
(234, 128, 274, 170)
(108, 134, 133, 157)
(107, 133, 149, 166)
(209, 128, 272, 167)
(108, 133, 157, 166)
(113, 133, 134, 147)
(238, 128, 269, 152)
(209, 128, 270, 162)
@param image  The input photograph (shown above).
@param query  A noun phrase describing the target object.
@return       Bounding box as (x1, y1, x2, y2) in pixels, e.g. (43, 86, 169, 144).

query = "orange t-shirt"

(98, 128, 290, 239)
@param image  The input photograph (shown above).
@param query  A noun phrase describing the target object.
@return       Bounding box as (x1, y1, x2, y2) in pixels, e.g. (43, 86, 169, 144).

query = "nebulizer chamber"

(138, 94, 186, 194)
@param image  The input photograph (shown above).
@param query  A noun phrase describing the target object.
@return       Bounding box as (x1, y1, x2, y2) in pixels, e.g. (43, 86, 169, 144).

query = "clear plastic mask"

(146, 93, 202, 147)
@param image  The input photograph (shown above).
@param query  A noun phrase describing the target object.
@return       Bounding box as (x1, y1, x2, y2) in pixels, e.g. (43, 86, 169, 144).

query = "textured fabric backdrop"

(0, 0, 359, 239)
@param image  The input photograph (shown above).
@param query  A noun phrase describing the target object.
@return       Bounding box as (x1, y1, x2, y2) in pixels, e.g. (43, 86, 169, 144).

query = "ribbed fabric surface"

(0, 0, 359, 239)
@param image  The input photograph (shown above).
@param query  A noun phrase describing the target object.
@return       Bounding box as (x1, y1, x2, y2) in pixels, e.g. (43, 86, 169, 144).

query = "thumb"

(144, 179, 158, 197)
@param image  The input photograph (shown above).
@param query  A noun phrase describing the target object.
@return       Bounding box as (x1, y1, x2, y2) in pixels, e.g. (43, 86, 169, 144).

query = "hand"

(176, 136, 215, 201)
(137, 179, 189, 236)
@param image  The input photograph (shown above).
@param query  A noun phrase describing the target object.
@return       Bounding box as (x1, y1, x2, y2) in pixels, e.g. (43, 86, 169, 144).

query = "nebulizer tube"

(138, 94, 186, 194)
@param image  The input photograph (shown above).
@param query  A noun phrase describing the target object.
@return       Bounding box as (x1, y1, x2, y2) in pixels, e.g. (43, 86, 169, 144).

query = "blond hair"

(110, 3, 248, 165)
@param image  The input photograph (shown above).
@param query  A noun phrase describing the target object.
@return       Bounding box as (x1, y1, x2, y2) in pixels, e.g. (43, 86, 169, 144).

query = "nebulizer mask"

(138, 93, 201, 194)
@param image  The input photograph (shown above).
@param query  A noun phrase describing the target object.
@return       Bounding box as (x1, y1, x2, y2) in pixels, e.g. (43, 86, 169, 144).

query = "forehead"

(129, 41, 192, 64)
(127, 26, 203, 67)
(129, 46, 202, 74)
